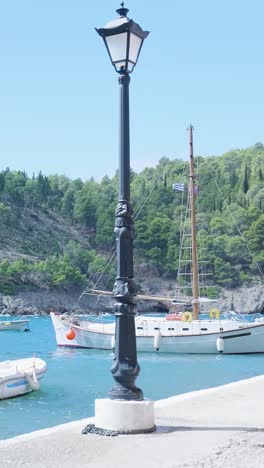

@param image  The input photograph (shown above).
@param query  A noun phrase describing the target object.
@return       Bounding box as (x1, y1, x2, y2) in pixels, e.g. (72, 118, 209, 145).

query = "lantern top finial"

(116, 2, 129, 18)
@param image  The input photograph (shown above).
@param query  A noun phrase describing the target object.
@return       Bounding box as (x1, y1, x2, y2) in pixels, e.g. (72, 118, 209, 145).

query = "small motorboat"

(0, 357, 47, 400)
(0, 319, 30, 332)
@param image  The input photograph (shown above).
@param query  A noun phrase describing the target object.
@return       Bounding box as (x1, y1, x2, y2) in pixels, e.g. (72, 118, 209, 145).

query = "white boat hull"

(0, 357, 47, 400)
(0, 320, 30, 331)
(50, 313, 264, 354)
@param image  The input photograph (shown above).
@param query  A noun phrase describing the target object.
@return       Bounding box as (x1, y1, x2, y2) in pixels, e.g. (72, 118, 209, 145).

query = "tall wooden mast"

(189, 125, 199, 320)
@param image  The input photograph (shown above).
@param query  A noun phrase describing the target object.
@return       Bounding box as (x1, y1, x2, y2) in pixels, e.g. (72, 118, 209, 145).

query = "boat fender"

(216, 336, 224, 353)
(111, 335, 115, 351)
(154, 331, 161, 351)
(26, 368, 40, 391)
(66, 328, 76, 340)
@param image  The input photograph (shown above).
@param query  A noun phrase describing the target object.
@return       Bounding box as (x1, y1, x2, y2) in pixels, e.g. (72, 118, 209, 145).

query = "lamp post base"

(94, 398, 155, 434)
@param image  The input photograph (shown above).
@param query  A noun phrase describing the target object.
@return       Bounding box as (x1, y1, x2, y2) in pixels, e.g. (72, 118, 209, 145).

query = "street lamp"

(93, 4, 154, 433)
(96, 3, 149, 402)
(96, 2, 149, 400)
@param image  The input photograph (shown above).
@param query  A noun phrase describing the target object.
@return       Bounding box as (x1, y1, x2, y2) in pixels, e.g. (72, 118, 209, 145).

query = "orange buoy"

(66, 328, 76, 340)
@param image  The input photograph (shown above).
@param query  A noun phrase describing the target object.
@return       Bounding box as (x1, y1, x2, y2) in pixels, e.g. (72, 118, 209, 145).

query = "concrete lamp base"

(94, 398, 155, 434)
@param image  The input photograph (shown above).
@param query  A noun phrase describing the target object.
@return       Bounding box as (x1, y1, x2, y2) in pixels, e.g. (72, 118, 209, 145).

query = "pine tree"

(243, 165, 249, 194)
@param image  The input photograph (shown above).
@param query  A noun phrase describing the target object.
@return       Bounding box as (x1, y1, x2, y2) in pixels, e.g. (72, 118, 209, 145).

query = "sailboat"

(51, 127, 264, 354)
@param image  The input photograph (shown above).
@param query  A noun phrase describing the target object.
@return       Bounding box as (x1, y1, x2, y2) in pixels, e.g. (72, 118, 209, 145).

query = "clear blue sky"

(0, 0, 263, 181)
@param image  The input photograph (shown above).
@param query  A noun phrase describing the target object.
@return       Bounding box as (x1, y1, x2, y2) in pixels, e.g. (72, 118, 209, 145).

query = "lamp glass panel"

(114, 60, 127, 70)
(105, 32, 128, 64)
(128, 34, 143, 64)
(126, 61, 134, 73)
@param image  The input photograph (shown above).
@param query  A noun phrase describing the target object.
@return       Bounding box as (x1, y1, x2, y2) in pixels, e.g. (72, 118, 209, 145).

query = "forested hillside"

(0, 143, 264, 295)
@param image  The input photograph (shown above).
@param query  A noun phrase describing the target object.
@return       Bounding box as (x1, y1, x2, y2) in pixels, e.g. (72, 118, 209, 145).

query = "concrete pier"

(1, 375, 264, 467)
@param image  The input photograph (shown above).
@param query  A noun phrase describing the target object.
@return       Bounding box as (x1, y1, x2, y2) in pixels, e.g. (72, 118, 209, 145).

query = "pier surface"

(1, 375, 264, 467)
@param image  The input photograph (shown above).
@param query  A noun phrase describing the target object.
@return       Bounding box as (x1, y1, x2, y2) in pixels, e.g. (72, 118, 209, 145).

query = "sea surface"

(1, 315, 264, 440)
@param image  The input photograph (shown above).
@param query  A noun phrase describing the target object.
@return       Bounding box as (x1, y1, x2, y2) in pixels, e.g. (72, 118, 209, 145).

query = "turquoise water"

(1, 316, 264, 440)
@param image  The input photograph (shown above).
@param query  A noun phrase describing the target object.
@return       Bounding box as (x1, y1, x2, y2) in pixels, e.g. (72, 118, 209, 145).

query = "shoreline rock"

(0, 281, 263, 316)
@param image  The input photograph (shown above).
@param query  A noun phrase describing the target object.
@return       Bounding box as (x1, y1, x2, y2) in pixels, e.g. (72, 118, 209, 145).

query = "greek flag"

(172, 182, 185, 192)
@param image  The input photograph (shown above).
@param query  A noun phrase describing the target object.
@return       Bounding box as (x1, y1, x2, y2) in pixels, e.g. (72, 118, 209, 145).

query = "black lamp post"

(96, 4, 149, 401)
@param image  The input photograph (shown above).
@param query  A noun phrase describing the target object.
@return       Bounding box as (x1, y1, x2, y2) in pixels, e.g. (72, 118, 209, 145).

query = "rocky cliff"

(216, 282, 264, 315)
(0, 280, 263, 316)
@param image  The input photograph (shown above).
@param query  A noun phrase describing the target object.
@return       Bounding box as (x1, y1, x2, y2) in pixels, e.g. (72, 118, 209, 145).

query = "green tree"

(213, 257, 241, 288)
(35, 255, 85, 287)
(243, 165, 249, 194)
